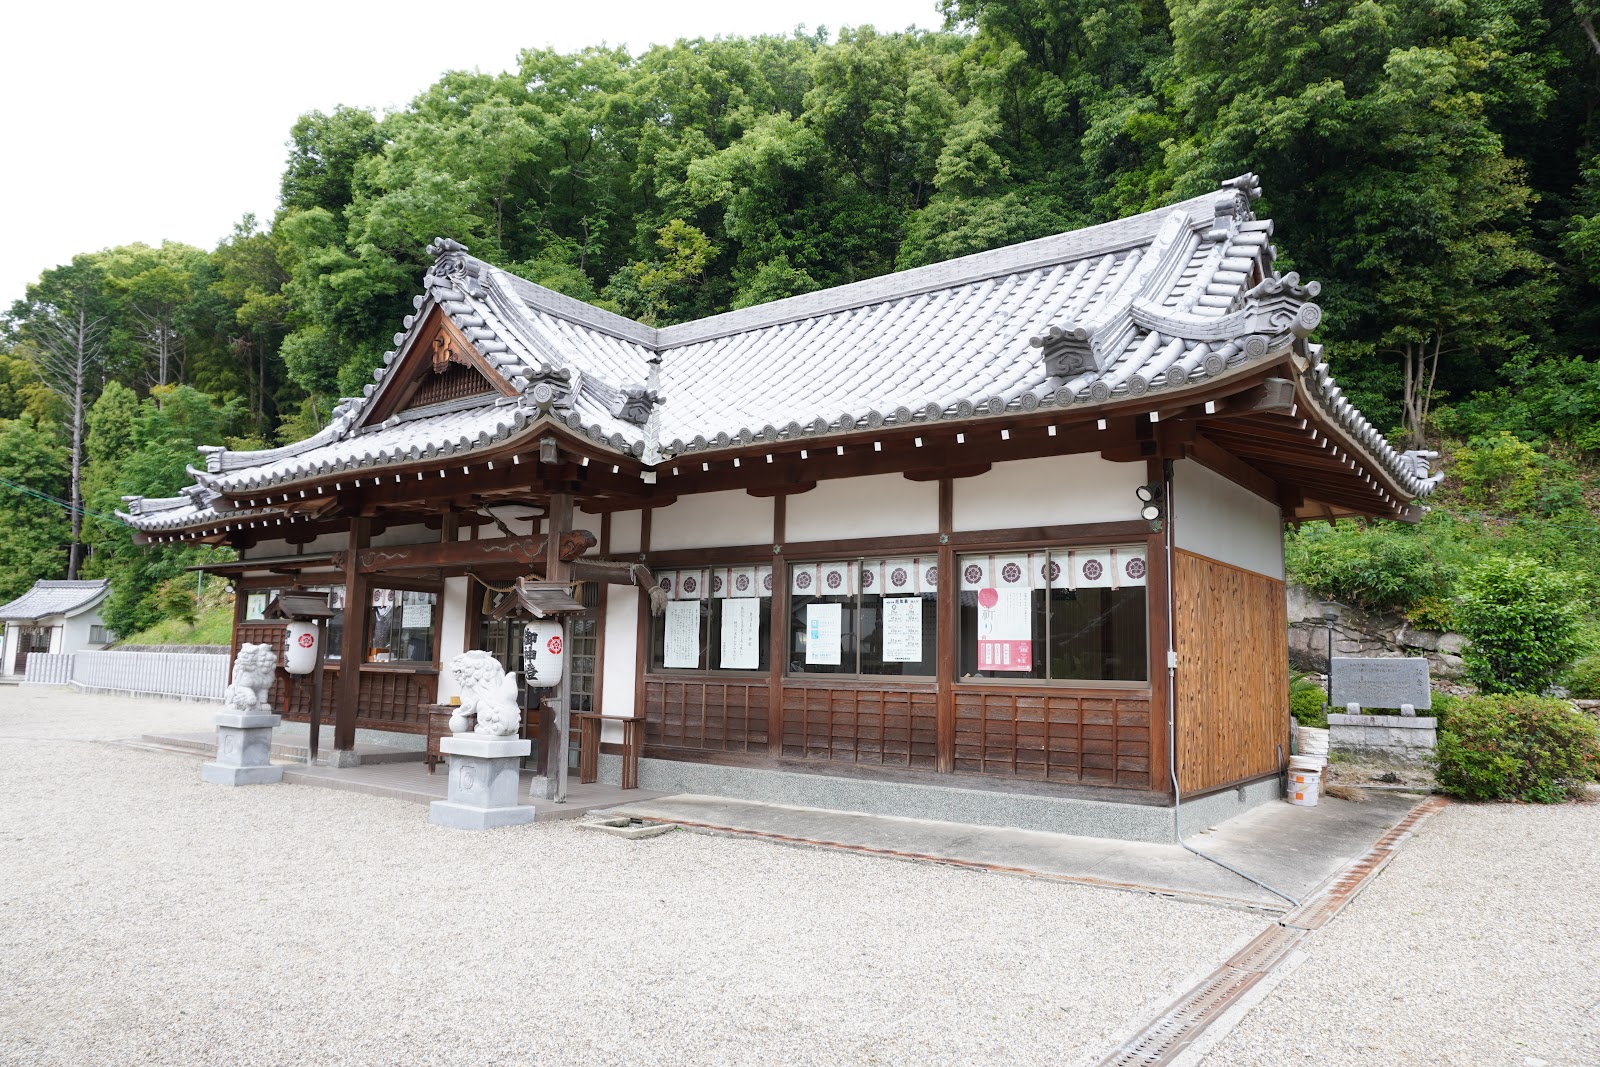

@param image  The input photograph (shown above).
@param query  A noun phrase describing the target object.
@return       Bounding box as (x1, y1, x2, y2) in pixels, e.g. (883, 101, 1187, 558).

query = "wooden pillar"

(935, 477, 955, 774)
(1146, 457, 1173, 795)
(540, 492, 574, 800)
(766, 495, 787, 761)
(333, 516, 371, 755)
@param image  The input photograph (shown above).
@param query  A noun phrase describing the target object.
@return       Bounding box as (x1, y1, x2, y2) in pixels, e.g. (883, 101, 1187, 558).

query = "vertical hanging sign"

(663, 600, 701, 668)
(977, 587, 1032, 671)
(720, 597, 761, 670)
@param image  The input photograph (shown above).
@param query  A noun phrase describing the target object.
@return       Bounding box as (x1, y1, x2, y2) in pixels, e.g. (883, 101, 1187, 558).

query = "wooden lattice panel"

(404, 362, 497, 411)
(643, 678, 769, 753)
(781, 683, 937, 769)
(952, 688, 1151, 787)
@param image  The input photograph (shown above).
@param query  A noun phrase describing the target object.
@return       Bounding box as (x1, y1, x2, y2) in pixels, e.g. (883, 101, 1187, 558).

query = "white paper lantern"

(522, 619, 566, 688)
(284, 621, 318, 675)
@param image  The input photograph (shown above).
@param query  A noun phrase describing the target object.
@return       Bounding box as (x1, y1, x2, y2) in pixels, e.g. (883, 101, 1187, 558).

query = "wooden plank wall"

(644, 678, 769, 753)
(953, 688, 1151, 787)
(781, 682, 938, 769)
(1172, 549, 1288, 793)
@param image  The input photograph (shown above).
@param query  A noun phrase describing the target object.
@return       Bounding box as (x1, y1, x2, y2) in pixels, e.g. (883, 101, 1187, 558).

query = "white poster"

(720, 597, 761, 670)
(245, 593, 267, 620)
(401, 602, 431, 628)
(663, 600, 701, 668)
(805, 602, 842, 665)
(882, 597, 923, 662)
(976, 587, 1033, 671)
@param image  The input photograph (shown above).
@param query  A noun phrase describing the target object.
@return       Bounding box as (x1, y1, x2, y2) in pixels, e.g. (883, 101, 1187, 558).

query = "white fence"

(25, 650, 228, 701)
(22, 653, 74, 686)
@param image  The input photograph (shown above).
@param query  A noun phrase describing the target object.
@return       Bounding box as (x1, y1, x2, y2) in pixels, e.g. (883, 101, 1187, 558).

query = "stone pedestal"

(429, 734, 535, 830)
(1329, 713, 1437, 763)
(201, 712, 284, 786)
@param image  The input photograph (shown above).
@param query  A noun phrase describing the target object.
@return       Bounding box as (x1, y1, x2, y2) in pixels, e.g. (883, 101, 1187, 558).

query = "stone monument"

(201, 642, 284, 786)
(1328, 656, 1437, 762)
(428, 650, 536, 830)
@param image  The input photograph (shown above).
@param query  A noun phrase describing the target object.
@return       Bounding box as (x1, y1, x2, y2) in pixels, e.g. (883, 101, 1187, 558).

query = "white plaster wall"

(434, 576, 470, 703)
(369, 523, 441, 548)
(952, 454, 1143, 531)
(609, 510, 642, 554)
(243, 532, 349, 557)
(651, 490, 773, 550)
(1172, 458, 1285, 579)
(47, 625, 64, 654)
(242, 538, 292, 558)
(600, 585, 640, 742)
(62, 610, 106, 652)
(2, 623, 17, 675)
(787, 474, 938, 543)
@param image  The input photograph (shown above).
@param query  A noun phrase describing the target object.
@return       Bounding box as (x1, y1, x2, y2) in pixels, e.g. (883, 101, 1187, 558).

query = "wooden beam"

(746, 482, 816, 498)
(338, 530, 596, 574)
(1187, 433, 1278, 504)
(903, 463, 989, 482)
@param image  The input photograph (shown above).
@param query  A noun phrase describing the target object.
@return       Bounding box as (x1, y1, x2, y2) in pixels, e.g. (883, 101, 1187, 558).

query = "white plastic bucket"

(1297, 725, 1330, 757)
(1287, 765, 1321, 806)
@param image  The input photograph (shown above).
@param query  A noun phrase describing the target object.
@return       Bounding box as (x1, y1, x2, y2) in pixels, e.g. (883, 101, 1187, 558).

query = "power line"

(0, 476, 128, 527)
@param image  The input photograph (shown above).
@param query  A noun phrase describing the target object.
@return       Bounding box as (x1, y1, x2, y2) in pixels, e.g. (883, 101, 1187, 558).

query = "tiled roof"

(0, 579, 109, 620)
(120, 174, 1442, 533)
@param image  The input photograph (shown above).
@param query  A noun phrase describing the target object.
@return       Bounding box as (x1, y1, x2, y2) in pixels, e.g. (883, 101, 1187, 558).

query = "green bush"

(1455, 556, 1584, 694)
(1286, 524, 1455, 616)
(1289, 673, 1328, 728)
(1432, 694, 1600, 803)
(1567, 653, 1600, 700)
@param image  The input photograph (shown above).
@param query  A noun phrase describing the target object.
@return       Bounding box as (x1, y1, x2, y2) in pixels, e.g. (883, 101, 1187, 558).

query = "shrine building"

(119, 174, 1442, 837)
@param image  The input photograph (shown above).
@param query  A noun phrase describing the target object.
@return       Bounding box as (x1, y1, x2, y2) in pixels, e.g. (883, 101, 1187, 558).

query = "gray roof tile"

(122, 174, 1442, 534)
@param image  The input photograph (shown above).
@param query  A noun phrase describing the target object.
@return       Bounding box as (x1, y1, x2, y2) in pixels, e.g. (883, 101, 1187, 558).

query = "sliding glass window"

(649, 565, 774, 672)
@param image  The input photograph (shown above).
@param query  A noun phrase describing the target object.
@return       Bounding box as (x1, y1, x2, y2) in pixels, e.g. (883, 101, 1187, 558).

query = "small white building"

(0, 579, 114, 676)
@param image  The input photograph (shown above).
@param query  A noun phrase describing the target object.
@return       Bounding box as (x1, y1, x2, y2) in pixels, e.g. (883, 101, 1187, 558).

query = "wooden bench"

(576, 713, 642, 790)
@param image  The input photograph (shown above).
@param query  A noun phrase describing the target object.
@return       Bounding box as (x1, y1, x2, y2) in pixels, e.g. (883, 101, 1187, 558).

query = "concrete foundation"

(1329, 713, 1437, 763)
(428, 734, 535, 830)
(201, 712, 283, 787)
(596, 754, 1281, 844)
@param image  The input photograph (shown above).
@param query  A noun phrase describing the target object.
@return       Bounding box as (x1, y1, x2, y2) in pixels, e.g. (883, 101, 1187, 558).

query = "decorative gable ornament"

(524, 366, 576, 416)
(609, 384, 661, 426)
(424, 237, 483, 297)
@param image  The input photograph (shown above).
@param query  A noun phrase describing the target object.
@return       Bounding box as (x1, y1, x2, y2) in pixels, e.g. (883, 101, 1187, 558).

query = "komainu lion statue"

(223, 642, 277, 715)
(449, 650, 522, 736)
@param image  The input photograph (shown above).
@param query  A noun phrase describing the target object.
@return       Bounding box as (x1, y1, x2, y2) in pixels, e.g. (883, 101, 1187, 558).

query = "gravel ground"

(0, 688, 1261, 1067)
(1204, 800, 1600, 1067)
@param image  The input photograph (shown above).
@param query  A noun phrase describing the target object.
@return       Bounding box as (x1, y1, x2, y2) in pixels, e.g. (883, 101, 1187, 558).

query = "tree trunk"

(67, 309, 86, 579)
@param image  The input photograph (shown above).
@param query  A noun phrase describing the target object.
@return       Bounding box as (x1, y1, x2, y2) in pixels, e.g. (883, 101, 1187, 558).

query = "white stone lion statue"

(449, 650, 522, 736)
(223, 642, 277, 715)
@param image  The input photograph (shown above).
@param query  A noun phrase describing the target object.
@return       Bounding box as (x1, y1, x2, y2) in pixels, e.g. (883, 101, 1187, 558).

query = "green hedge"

(1432, 694, 1600, 803)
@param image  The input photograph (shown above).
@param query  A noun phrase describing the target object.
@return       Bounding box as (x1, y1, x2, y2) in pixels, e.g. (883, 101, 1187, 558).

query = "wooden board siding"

(781, 682, 938, 769)
(235, 621, 432, 734)
(953, 688, 1151, 787)
(643, 678, 769, 753)
(1173, 549, 1289, 793)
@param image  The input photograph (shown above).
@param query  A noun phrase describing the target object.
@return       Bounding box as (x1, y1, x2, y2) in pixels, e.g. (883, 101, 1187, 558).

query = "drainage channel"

(1093, 794, 1448, 1067)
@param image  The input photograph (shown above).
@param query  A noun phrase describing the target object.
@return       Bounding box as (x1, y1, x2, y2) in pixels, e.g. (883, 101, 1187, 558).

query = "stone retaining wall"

(1329, 713, 1437, 763)
(1287, 585, 1466, 680)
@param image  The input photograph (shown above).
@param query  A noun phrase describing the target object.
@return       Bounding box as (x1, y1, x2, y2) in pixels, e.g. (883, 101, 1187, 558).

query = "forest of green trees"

(5, 0, 1600, 649)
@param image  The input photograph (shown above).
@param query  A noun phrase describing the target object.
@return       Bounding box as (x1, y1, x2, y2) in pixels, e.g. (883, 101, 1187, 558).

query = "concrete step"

(138, 730, 424, 767)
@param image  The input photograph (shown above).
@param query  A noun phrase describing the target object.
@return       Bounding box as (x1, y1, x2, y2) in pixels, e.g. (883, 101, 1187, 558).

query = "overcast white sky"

(0, 0, 941, 311)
